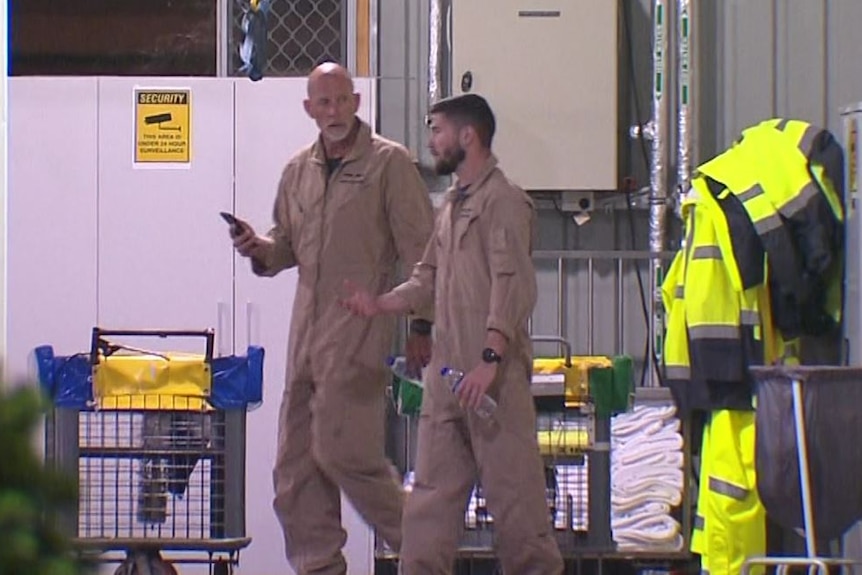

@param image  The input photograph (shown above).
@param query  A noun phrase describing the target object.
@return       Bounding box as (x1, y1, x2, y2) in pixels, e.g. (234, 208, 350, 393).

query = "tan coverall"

(253, 120, 435, 575)
(392, 156, 564, 574)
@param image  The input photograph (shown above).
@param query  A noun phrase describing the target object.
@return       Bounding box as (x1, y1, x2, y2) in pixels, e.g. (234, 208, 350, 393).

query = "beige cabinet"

(451, 0, 618, 191)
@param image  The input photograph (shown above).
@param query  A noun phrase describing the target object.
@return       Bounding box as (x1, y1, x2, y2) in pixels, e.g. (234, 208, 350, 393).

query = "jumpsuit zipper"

(312, 163, 332, 325)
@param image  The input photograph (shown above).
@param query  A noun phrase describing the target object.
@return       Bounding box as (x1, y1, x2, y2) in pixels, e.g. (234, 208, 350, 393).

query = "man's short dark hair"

(428, 94, 496, 148)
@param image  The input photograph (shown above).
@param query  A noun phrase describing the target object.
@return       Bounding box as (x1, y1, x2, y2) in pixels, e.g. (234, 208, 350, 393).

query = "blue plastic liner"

(211, 346, 265, 410)
(34, 346, 93, 408)
(34, 345, 265, 411)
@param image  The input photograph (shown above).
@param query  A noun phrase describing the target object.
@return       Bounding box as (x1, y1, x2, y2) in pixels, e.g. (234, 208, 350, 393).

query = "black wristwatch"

(482, 347, 503, 364)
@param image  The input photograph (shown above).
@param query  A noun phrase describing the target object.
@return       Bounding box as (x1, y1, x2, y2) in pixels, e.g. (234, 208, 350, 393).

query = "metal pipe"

(792, 378, 818, 557)
(676, 0, 695, 206)
(647, 0, 671, 386)
(588, 258, 595, 356)
(557, 258, 565, 340)
(533, 249, 674, 260)
(648, 0, 670, 257)
(346, 0, 358, 74)
(617, 259, 624, 355)
(428, 0, 447, 105)
(215, 0, 229, 76)
(369, 0, 379, 78)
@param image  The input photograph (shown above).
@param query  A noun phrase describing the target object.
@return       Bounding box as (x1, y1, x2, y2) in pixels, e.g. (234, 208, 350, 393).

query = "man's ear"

(459, 124, 475, 148)
(303, 98, 313, 119)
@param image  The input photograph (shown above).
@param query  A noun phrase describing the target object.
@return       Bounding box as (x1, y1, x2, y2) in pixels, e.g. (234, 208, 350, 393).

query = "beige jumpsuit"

(253, 120, 435, 575)
(392, 156, 564, 574)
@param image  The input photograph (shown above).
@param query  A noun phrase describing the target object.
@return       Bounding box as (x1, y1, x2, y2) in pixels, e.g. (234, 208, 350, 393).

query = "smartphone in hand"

(220, 211, 242, 236)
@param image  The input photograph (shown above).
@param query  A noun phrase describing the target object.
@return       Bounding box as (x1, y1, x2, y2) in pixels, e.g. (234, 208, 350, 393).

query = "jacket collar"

(446, 154, 499, 202)
(310, 118, 372, 165)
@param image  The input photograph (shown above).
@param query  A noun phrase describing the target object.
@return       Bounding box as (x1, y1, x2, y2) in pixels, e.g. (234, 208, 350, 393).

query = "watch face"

(483, 348, 502, 363)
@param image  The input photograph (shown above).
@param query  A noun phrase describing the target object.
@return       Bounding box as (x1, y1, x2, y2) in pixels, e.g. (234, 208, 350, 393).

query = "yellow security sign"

(135, 89, 191, 164)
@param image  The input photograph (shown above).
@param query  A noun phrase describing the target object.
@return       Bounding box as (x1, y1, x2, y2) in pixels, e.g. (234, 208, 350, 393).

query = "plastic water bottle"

(386, 356, 421, 381)
(441, 366, 497, 418)
(403, 470, 415, 493)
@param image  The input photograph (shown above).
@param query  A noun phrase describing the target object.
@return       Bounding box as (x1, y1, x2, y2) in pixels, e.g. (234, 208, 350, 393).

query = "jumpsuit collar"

(447, 154, 500, 203)
(310, 118, 372, 166)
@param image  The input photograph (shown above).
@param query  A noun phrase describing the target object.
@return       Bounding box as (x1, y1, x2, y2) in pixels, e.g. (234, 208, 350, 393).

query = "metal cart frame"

(43, 328, 252, 575)
(379, 335, 695, 571)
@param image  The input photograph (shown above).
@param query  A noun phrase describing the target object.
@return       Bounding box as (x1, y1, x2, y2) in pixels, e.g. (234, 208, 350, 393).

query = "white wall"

(6, 76, 376, 575)
(7, 78, 99, 382)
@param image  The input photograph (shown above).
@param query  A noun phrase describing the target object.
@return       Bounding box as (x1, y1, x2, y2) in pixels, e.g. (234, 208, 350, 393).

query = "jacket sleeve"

(252, 165, 298, 277)
(484, 194, 538, 342)
(383, 148, 436, 322)
(391, 214, 439, 315)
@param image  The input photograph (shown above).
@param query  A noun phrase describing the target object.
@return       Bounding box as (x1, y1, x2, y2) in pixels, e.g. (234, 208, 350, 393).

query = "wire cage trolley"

(384, 336, 651, 561)
(513, 335, 631, 556)
(35, 328, 264, 575)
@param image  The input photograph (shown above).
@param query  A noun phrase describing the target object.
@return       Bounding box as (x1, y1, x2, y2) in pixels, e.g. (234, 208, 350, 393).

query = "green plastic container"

(589, 355, 634, 417)
(389, 357, 424, 416)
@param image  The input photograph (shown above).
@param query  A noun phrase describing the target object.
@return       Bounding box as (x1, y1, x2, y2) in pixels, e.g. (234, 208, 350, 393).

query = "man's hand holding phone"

(220, 212, 272, 260)
(220, 211, 241, 234)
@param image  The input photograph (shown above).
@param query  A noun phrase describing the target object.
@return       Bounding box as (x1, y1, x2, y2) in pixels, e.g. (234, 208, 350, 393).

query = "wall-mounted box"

(451, 0, 618, 191)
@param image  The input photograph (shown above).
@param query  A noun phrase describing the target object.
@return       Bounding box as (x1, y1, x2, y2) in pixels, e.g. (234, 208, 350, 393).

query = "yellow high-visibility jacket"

(662, 181, 773, 412)
(696, 118, 844, 339)
(663, 118, 843, 411)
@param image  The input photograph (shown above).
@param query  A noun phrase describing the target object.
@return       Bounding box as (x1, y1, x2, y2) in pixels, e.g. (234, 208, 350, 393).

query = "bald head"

(307, 62, 354, 97)
(304, 62, 361, 148)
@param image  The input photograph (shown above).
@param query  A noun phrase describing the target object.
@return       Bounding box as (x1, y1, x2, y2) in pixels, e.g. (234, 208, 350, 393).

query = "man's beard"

(434, 146, 466, 175)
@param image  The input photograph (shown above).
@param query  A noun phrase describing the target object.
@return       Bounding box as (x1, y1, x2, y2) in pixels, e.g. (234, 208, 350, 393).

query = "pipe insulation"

(647, 0, 671, 386)
(676, 0, 695, 203)
(648, 0, 670, 257)
(428, 0, 447, 106)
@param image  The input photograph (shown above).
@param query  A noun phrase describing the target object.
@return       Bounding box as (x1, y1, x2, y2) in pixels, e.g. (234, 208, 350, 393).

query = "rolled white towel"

(612, 408, 679, 444)
(615, 533, 685, 552)
(615, 432, 684, 457)
(611, 405, 671, 436)
(612, 447, 684, 470)
(612, 403, 677, 428)
(613, 514, 684, 551)
(611, 429, 682, 452)
(612, 508, 679, 531)
(616, 421, 683, 446)
(611, 500, 672, 520)
(612, 483, 683, 507)
(612, 452, 683, 474)
(612, 415, 664, 439)
(611, 491, 653, 512)
(612, 461, 682, 485)
(626, 403, 677, 420)
(612, 467, 684, 491)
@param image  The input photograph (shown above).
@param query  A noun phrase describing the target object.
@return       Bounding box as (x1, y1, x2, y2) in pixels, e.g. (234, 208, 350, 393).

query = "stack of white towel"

(610, 403, 685, 551)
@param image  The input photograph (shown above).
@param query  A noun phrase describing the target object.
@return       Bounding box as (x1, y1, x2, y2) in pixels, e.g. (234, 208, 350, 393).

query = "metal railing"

(531, 249, 674, 383)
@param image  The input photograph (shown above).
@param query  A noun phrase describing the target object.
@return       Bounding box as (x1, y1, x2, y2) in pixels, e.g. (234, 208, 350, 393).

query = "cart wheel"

(113, 552, 178, 575)
(213, 560, 232, 575)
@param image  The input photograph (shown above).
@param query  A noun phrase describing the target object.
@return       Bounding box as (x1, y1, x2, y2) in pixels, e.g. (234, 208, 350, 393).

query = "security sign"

(134, 89, 191, 164)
